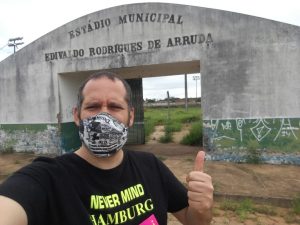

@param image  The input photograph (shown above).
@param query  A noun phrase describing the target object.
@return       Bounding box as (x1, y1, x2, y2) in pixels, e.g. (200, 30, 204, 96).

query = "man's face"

(74, 77, 134, 127)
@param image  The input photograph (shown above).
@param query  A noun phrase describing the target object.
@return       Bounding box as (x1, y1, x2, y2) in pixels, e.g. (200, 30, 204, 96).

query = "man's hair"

(76, 71, 133, 116)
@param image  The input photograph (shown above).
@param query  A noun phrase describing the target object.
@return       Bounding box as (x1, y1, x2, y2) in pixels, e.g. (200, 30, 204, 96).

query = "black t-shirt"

(0, 150, 188, 225)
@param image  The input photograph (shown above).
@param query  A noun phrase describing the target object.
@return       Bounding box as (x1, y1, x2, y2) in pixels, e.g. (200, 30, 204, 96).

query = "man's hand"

(186, 151, 214, 224)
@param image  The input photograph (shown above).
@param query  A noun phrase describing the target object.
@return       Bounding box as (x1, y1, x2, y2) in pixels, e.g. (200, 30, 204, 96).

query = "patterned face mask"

(79, 112, 128, 157)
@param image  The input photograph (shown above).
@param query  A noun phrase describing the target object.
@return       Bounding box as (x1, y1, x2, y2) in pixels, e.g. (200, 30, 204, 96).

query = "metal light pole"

(8, 37, 24, 53)
(167, 91, 170, 120)
(193, 75, 200, 101)
(184, 74, 188, 111)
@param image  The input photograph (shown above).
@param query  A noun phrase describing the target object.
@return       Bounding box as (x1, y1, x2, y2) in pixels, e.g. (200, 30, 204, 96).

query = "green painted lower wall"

(60, 122, 81, 152)
(0, 123, 60, 154)
(1, 117, 299, 164)
(0, 123, 57, 132)
(203, 117, 300, 154)
(0, 121, 145, 153)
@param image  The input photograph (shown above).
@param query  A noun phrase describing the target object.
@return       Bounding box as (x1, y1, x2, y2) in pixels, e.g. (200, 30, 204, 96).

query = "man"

(0, 71, 213, 225)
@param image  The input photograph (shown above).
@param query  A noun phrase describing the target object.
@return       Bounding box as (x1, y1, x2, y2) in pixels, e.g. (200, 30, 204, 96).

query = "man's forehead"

(85, 77, 123, 89)
(82, 77, 127, 98)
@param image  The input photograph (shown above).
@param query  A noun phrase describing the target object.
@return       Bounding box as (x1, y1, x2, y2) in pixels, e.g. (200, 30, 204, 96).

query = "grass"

(245, 140, 261, 164)
(0, 146, 15, 154)
(144, 106, 202, 143)
(180, 121, 203, 146)
(219, 198, 300, 224)
(159, 131, 173, 143)
(292, 196, 300, 215)
(0, 139, 17, 154)
(219, 199, 274, 222)
(254, 205, 277, 216)
(284, 200, 300, 225)
(159, 121, 182, 143)
(165, 122, 182, 133)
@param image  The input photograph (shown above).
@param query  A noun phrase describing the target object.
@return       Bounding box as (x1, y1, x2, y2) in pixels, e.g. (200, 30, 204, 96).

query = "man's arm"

(0, 195, 27, 225)
(172, 151, 214, 225)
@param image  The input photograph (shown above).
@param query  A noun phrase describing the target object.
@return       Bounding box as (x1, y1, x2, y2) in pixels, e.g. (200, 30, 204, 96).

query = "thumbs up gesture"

(186, 151, 214, 223)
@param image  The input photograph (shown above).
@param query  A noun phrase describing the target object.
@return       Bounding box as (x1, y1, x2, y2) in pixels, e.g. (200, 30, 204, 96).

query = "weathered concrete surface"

(0, 3, 299, 158)
(201, 17, 300, 119)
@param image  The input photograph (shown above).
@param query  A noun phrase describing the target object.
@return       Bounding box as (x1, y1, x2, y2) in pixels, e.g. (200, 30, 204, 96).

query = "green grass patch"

(292, 196, 300, 215)
(0, 139, 17, 154)
(245, 140, 262, 164)
(165, 122, 182, 133)
(144, 106, 202, 144)
(144, 120, 156, 141)
(159, 131, 173, 143)
(158, 121, 182, 143)
(180, 121, 203, 146)
(0, 147, 15, 154)
(219, 199, 275, 222)
(255, 205, 277, 216)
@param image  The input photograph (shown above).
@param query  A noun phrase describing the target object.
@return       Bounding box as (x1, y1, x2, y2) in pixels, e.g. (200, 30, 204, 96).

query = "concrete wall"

(0, 3, 299, 163)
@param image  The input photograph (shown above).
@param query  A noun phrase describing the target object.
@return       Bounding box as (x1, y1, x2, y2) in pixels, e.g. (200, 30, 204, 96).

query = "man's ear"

(128, 107, 135, 127)
(73, 107, 80, 126)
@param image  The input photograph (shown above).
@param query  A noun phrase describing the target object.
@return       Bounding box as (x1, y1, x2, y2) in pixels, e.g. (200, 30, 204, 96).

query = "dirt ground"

(140, 125, 300, 224)
(131, 143, 300, 225)
(1, 132, 300, 224)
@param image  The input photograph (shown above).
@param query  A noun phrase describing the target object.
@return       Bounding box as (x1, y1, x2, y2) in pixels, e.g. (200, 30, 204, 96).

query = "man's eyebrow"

(109, 101, 123, 105)
(84, 101, 100, 106)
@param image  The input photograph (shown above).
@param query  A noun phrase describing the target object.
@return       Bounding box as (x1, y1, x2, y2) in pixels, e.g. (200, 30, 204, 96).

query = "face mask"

(79, 112, 128, 157)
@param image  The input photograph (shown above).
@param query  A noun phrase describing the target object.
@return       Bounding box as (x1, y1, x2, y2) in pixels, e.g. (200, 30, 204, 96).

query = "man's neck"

(75, 146, 124, 170)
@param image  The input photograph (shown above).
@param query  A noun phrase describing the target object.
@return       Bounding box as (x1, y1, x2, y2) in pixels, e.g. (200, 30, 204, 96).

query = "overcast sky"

(1, 0, 300, 99)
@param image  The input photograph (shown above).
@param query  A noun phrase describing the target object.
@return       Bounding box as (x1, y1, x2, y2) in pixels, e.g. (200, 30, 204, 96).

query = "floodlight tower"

(193, 75, 201, 100)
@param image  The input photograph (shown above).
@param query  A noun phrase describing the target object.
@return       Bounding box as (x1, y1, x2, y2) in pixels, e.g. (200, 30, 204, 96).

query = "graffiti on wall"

(204, 117, 300, 153)
(203, 117, 300, 164)
(0, 124, 60, 154)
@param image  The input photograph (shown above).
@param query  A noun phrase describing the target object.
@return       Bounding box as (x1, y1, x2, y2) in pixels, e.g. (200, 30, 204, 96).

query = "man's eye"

(86, 105, 97, 109)
(110, 105, 123, 110)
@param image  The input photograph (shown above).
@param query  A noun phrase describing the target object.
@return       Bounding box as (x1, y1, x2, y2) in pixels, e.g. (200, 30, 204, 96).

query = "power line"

(0, 43, 8, 50)
(8, 37, 24, 53)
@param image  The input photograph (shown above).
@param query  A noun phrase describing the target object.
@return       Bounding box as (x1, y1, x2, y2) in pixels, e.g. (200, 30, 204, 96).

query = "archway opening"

(57, 60, 200, 152)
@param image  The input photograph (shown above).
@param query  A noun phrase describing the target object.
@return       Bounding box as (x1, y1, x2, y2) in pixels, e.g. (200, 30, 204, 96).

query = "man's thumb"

(194, 151, 205, 171)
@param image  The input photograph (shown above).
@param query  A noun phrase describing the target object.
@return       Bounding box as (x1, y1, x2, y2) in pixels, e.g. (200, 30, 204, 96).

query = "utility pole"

(193, 75, 200, 101)
(184, 74, 188, 111)
(167, 91, 170, 120)
(8, 37, 24, 53)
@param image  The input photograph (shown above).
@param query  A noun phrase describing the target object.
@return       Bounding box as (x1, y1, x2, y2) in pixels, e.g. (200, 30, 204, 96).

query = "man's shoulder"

(32, 152, 74, 166)
(126, 149, 156, 160)
(16, 153, 75, 176)
(125, 149, 165, 169)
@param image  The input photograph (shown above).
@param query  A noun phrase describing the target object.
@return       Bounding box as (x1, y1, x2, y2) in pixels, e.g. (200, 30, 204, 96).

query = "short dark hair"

(76, 71, 133, 116)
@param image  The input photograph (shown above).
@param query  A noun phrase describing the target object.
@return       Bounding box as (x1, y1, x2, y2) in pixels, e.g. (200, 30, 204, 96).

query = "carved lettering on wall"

(118, 13, 183, 24)
(68, 13, 183, 39)
(45, 33, 213, 61)
(68, 19, 111, 39)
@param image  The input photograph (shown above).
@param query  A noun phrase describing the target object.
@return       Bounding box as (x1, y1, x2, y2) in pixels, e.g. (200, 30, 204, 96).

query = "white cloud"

(143, 74, 201, 99)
